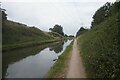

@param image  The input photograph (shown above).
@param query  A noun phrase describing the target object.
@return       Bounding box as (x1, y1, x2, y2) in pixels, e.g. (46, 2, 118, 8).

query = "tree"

(76, 27, 88, 37)
(91, 2, 112, 28)
(49, 24, 64, 36)
(109, 1, 120, 15)
(68, 35, 74, 37)
(64, 34, 68, 37)
(49, 28, 53, 32)
(1, 9, 7, 21)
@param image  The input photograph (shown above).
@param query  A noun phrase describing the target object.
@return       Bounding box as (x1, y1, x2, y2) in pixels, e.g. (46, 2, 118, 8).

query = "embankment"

(77, 12, 119, 78)
(2, 20, 65, 51)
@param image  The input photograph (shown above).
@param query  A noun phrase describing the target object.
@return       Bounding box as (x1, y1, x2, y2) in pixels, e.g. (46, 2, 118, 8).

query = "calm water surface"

(3, 40, 72, 78)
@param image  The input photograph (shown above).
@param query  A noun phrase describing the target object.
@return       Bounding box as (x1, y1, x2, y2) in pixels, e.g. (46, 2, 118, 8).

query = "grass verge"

(77, 13, 119, 78)
(47, 40, 73, 78)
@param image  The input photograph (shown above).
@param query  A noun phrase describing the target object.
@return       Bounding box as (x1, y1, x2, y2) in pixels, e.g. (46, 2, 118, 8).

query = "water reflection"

(49, 41, 64, 53)
(3, 40, 72, 78)
(64, 39, 68, 42)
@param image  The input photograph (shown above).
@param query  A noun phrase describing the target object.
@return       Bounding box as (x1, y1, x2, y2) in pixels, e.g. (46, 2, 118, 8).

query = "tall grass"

(77, 13, 119, 78)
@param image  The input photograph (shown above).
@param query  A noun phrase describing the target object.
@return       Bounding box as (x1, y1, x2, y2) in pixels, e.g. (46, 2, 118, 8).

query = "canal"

(3, 39, 72, 78)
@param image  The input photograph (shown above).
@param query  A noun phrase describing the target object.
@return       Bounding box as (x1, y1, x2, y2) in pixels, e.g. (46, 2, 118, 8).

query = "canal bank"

(3, 39, 72, 78)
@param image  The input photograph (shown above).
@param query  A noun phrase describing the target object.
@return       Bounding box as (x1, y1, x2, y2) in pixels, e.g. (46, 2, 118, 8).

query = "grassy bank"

(77, 13, 119, 78)
(2, 20, 66, 51)
(3, 38, 67, 52)
(2, 20, 55, 45)
(47, 40, 73, 78)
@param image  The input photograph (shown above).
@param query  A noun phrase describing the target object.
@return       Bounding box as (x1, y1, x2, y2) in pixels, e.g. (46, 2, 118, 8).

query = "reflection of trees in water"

(49, 41, 64, 53)
(2, 41, 65, 78)
(3, 44, 48, 78)
(3, 41, 66, 77)
(68, 37, 74, 40)
(64, 39, 68, 42)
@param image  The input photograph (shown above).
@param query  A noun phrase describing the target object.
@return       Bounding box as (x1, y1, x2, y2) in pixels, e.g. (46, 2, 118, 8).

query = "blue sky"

(1, 0, 116, 35)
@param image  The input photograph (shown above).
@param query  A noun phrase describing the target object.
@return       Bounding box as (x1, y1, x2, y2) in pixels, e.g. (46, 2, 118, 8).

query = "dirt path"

(66, 39, 86, 78)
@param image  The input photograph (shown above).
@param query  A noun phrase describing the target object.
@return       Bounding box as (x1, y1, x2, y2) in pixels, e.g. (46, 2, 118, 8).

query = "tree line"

(76, 1, 120, 37)
(49, 24, 74, 37)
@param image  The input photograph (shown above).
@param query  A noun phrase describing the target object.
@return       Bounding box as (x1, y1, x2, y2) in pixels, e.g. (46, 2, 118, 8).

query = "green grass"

(77, 13, 119, 78)
(2, 20, 66, 51)
(3, 38, 66, 52)
(48, 32, 64, 38)
(47, 40, 73, 78)
(2, 20, 55, 45)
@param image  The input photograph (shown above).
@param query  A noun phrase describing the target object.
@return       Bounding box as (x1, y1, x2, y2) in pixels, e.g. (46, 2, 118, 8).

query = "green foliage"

(48, 32, 64, 38)
(109, 2, 120, 15)
(91, 2, 120, 29)
(49, 24, 64, 36)
(68, 35, 74, 37)
(64, 34, 68, 37)
(2, 20, 66, 51)
(76, 27, 88, 37)
(1, 9, 7, 21)
(91, 2, 112, 28)
(49, 41, 64, 53)
(77, 12, 119, 78)
(78, 2, 120, 78)
(2, 20, 54, 45)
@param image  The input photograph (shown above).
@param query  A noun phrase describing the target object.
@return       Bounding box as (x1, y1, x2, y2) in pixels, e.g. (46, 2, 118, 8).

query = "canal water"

(3, 40, 72, 78)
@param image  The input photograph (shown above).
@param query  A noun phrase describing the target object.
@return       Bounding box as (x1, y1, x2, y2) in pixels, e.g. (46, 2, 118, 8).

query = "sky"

(1, 0, 116, 35)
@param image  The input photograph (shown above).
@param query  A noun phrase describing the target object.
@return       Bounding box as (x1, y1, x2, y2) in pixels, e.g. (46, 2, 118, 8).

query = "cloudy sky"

(1, 0, 116, 35)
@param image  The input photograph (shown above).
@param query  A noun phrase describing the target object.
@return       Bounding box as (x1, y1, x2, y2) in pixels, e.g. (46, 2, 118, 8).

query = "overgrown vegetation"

(48, 32, 64, 38)
(49, 24, 64, 36)
(76, 27, 88, 37)
(91, 2, 112, 28)
(77, 2, 120, 78)
(47, 41, 73, 78)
